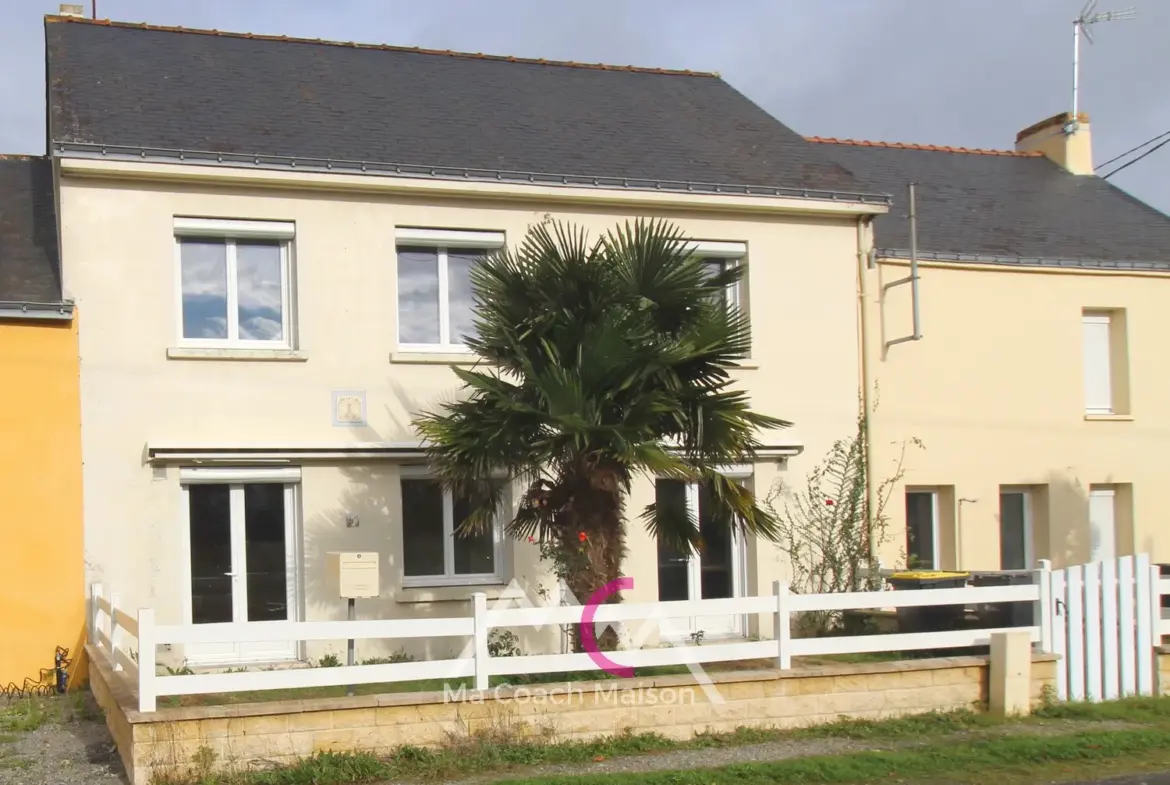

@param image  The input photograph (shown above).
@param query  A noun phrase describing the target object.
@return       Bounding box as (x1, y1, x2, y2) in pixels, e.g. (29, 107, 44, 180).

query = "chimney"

(1015, 112, 1093, 175)
(57, 3, 85, 16)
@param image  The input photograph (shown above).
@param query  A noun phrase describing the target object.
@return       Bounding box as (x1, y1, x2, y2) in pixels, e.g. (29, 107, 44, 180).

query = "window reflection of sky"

(180, 239, 283, 341)
(397, 246, 480, 346)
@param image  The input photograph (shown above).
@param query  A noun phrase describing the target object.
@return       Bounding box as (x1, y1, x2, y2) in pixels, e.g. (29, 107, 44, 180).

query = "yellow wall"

(866, 258, 1170, 570)
(0, 317, 84, 687)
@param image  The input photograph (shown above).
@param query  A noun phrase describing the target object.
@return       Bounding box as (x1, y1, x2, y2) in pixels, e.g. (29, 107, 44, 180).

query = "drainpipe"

(856, 217, 878, 576)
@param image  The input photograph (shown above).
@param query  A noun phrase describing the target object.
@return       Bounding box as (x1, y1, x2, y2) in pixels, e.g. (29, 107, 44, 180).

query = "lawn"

(145, 695, 1170, 785)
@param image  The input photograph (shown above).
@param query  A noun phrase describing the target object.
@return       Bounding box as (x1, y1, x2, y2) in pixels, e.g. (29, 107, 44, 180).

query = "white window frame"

(399, 465, 506, 587)
(174, 217, 296, 349)
(905, 489, 941, 569)
(998, 487, 1034, 570)
(1082, 311, 1114, 415)
(394, 228, 505, 353)
(689, 240, 746, 312)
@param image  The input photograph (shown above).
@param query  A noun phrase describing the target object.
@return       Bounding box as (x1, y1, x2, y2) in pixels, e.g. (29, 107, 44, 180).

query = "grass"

(149, 696, 1170, 785)
(0, 691, 95, 735)
(499, 727, 1170, 784)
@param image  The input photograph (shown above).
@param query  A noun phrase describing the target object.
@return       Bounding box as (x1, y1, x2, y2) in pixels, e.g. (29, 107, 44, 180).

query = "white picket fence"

(1046, 553, 1169, 701)
(90, 577, 1046, 713)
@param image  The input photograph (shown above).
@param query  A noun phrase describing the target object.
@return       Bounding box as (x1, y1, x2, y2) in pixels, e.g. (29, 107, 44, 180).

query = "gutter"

(876, 248, 1170, 272)
(0, 300, 75, 321)
(55, 143, 892, 213)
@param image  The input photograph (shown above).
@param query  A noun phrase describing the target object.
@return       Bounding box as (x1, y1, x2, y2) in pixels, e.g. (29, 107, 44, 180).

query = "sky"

(1, 0, 1167, 213)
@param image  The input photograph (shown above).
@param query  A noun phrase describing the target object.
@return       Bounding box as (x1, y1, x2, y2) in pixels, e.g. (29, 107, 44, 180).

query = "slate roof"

(43, 16, 876, 200)
(810, 138, 1170, 270)
(0, 156, 63, 304)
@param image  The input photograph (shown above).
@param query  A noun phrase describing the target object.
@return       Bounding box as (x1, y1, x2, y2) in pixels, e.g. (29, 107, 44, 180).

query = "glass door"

(184, 477, 298, 665)
(655, 479, 746, 640)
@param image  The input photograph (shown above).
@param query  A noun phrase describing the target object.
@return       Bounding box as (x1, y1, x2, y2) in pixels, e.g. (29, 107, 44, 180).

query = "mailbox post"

(326, 552, 380, 695)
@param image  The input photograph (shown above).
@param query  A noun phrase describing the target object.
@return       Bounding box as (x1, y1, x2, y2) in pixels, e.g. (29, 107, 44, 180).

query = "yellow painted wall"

(865, 258, 1170, 570)
(0, 317, 84, 688)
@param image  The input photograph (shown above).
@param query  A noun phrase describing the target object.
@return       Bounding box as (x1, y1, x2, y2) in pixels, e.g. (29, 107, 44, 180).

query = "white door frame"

(658, 466, 750, 640)
(178, 467, 302, 666)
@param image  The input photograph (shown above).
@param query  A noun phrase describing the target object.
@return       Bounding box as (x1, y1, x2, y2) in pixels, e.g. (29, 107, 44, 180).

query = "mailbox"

(326, 551, 380, 599)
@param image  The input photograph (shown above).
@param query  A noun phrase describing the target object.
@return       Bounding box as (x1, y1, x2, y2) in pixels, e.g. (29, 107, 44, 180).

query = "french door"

(181, 468, 300, 665)
(655, 478, 747, 640)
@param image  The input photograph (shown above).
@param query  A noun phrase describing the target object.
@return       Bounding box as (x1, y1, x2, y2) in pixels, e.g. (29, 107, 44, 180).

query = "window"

(999, 488, 1033, 570)
(689, 240, 746, 312)
(175, 218, 295, 348)
(905, 490, 939, 569)
(395, 228, 505, 351)
(399, 471, 503, 586)
(1082, 309, 1129, 415)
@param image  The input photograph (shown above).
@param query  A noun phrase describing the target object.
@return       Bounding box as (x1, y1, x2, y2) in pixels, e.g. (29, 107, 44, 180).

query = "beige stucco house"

(44, 12, 1170, 668)
(46, 14, 894, 665)
(813, 113, 1170, 574)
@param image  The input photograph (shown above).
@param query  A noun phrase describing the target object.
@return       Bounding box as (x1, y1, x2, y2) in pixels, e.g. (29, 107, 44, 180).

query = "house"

(811, 113, 1170, 572)
(0, 155, 83, 687)
(45, 14, 889, 665)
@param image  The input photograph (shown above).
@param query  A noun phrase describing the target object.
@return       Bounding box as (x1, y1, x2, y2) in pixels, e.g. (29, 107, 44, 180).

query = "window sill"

(1084, 413, 1134, 422)
(396, 583, 509, 604)
(167, 347, 308, 362)
(390, 351, 479, 365)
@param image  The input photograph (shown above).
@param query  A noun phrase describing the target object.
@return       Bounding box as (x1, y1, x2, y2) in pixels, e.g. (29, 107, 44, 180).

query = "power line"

(1101, 136, 1170, 179)
(1095, 129, 1170, 171)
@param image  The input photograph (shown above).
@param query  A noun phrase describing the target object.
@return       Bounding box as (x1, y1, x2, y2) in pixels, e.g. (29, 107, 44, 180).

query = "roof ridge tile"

(44, 14, 717, 77)
(806, 135, 1042, 157)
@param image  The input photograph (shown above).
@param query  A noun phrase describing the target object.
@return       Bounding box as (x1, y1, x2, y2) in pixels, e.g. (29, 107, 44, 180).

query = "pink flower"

(527, 536, 535, 543)
(825, 499, 835, 506)
(578, 531, 588, 542)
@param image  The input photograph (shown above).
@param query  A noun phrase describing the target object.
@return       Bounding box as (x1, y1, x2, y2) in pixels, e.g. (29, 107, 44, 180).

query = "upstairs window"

(174, 218, 295, 348)
(395, 228, 505, 352)
(1082, 308, 1129, 416)
(689, 240, 746, 313)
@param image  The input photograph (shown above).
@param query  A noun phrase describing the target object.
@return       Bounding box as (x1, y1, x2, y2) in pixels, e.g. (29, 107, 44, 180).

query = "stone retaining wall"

(86, 645, 1059, 785)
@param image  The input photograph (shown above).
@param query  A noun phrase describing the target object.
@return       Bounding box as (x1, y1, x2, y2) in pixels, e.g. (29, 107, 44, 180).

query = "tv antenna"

(1070, 0, 1135, 131)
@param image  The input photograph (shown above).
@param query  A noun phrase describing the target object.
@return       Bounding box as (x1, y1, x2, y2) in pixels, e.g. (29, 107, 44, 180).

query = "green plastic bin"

(888, 571, 970, 634)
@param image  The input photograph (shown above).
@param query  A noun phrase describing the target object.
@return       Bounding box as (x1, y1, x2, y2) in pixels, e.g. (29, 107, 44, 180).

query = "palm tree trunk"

(558, 472, 627, 654)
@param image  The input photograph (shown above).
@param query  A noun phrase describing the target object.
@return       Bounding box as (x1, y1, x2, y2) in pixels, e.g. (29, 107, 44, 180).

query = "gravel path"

(0, 698, 124, 785)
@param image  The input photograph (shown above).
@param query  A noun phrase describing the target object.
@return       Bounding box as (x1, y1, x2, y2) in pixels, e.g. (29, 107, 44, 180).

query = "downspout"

(856, 216, 878, 577)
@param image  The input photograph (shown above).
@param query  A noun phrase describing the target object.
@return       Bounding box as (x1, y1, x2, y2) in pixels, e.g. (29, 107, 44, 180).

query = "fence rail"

(92, 554, 1170, 714)
(91, 573, 1048, 713)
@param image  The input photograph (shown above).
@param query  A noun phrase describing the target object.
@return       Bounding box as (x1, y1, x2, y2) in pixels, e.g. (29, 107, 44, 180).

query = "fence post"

(1034, 559, 1052, 653)
(89, 583, 103, 646)
(110, 592, 123, 672)
(472, 592, 489, 691)
(773, 581, 791, 670)
(137, 608, 156, 713)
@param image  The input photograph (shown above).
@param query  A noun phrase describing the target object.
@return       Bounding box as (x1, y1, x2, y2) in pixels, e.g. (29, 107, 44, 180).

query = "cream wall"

(866, 258, 1170, 571)
(60, 170, 866, 656)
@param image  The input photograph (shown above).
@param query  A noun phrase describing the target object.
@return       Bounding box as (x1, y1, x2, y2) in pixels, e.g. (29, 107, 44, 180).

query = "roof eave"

(54, 143, 891, 214)
(876, 248, 1170, 272)
(0, 300, 75, 321)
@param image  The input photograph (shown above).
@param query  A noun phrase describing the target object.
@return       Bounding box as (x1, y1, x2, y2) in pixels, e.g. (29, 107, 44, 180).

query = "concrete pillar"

(989, 630, 1032, 717)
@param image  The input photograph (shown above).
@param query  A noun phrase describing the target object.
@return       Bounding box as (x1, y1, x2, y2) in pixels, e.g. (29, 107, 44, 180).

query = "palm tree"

(414, 218, 789, 649)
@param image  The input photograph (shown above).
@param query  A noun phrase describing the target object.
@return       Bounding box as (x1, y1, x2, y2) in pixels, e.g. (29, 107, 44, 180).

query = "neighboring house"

(0, 155, 83, 686)
(811, 113, 1170, 572)
(45, 15, 888, 664)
